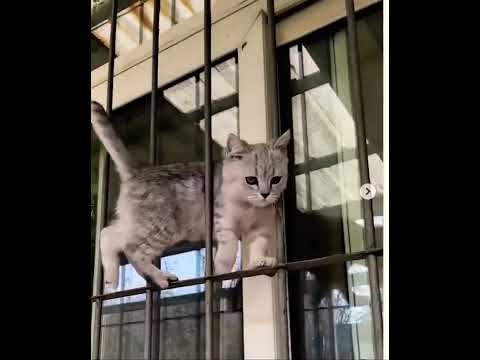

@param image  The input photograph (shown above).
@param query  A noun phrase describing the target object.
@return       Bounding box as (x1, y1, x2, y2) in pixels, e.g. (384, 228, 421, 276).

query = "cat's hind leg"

(100, 225, 123, 293)
(214, 231, 241, 289)
(124, 244, 178, 289)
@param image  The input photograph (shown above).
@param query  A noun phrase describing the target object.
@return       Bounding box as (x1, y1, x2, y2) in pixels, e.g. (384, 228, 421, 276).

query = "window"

(277, 5, 383, 359)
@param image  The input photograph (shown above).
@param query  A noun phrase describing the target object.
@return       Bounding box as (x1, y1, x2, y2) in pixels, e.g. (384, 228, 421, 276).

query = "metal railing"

(90, 0, 384, 359)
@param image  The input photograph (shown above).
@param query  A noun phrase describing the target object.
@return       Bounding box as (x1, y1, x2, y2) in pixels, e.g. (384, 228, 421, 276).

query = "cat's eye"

(271, 176, 282, 185)
(230, 155, 243, 160)
(245, 176, 258, 186)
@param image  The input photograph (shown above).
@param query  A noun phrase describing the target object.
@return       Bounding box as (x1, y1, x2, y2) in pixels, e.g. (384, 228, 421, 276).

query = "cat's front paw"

(246, 256, 278, 270)
(155, 271, 179, 289)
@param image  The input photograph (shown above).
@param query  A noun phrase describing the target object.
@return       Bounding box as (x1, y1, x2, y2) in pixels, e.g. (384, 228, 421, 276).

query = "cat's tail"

(91, 101, 137, 181)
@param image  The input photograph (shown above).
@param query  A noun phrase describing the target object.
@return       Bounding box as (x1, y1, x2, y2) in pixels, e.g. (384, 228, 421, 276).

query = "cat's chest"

(237, 209, 256, 234)
(223, 206, 272, 238)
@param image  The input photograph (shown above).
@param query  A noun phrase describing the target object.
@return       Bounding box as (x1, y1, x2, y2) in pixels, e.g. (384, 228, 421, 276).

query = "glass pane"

(163, 76, 199, 113)
(158, 293, 205, 359)
(358, 10, 384, 249)
(164, 58, 238, 114)
(101, 284, 244, 360)
(91, 35, 110, 71)
(289, 260, 376, 360)
(160, 249, 206, 298)
(198, 107, 239, 148)
(101, 302, 145, 360)
(287, 31, 364, 257)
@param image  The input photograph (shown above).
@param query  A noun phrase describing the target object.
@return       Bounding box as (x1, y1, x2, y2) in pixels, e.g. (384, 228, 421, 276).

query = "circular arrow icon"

(359, 183, 376, 200)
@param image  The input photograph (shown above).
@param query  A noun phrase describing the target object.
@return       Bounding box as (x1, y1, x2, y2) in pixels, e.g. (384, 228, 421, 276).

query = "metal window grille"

(90, 1, 384, 359)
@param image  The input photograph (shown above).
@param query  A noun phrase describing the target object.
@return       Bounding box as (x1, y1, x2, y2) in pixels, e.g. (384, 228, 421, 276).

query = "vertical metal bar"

(145, 1, 160, 359)
(344, 0, 376, 249)
(150, 0, 160, 165)
(195, 74, 202, 156)
(144, 292, 153, 360)
(203, 1, 214, 359)
(235, 57, 240, 136)
(344, 0, 383, 358)
(92, 0, 118, 359)
(171, 0, 177, 26)
(91, 152, 109, 360)
(106, 0, 118, 115)
(266, 3, 290, 359)
(367, 254, 383, 357)
(139, 1, 144, 44)
(297, 45, 312, 211)
(266, 0, 279, 136)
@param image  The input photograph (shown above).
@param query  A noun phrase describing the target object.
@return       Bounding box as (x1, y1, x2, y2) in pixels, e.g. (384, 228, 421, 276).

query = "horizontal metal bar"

(91, 248, 382, 301)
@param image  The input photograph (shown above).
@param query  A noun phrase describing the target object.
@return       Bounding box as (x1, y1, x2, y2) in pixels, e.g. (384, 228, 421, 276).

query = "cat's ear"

(273, 129, 291, 152)
(226, 133, 250, 155)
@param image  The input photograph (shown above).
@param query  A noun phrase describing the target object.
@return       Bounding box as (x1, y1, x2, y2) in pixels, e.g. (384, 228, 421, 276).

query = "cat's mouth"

(247, 194, 280, 208)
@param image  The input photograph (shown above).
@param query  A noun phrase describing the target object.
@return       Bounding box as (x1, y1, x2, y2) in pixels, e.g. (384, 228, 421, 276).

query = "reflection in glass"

(290, 260, 375, 359)
(164, 58, 238, 113)
(163, 77, 198, 113)
(198, 107, 239, 147)
(101, 303, 146, 360)
(157, 283, 243, 359)
(377, 256, 383, 311)
(101, 284, 243, 359)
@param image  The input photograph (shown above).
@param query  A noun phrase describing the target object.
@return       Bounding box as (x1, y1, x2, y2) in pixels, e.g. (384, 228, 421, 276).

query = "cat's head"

(222, 130, 291, 208)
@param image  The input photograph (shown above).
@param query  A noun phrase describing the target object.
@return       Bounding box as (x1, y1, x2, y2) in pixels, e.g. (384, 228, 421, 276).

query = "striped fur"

(91, 101, 290, 291)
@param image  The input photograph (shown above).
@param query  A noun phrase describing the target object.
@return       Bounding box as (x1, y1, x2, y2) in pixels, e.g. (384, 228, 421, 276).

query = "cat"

(91, 101, 290, 292)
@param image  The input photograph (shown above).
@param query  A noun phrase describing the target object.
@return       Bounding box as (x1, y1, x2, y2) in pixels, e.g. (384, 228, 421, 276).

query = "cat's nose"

(261, 193, 270, 199)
